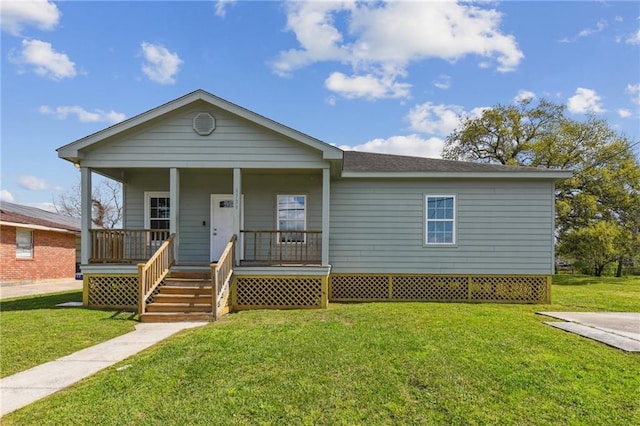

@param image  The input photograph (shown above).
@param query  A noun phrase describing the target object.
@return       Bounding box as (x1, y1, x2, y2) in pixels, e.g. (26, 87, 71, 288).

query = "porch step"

(168, 271, 210, 280)
(140, 312, 212, 323)
(159, 285, 211, 295)
(153, 294, 211, 304)
(147, 303, 211, 313)
(141, 270, 215, 322)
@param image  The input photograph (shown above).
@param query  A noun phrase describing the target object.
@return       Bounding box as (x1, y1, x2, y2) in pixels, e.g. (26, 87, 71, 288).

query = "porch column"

(233, 168, 242, 265)
(170, 168, 180, 263)
(322, 168, 330, 266)
(80, 167, 92, 264)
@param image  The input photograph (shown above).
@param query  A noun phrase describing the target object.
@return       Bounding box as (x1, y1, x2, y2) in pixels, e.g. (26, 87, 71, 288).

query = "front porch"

(76, 165, 333, 321)
(81, 230, 330, 321)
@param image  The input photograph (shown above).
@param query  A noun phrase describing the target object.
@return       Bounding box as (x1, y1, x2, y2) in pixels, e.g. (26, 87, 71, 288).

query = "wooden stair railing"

(138, 233, 176, 315)
(212, 235, 236, 320)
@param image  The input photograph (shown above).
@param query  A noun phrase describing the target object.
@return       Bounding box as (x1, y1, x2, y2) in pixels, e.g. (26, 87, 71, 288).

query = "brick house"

(0, 202, 80, 283)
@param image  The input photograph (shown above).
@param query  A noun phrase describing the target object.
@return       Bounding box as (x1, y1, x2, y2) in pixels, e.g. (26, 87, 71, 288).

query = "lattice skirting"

(330, 274, 551, 304)
(233, 276, 327, 310)
(85, 274, 138, 309)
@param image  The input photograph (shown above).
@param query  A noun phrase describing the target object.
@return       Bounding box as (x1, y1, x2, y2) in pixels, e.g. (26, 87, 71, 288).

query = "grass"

(0, 291, 137, 377)
(3, 277, 640, 425)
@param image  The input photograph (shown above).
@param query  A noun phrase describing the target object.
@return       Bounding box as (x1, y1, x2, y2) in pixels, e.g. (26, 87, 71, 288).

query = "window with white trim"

(277, 195, 306, 243)
(145, 192, 170, 242)
(425, 195, 456, 245)
(16, 228, 34, 259)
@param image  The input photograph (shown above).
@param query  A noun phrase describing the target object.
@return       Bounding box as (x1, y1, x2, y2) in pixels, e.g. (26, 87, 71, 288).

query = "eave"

(340, 170, 574, 180)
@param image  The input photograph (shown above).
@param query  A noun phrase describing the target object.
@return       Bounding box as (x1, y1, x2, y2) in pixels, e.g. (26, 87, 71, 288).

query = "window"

(425, 195, 456, 245)
(277, 195, 306, 243)
(145, 192, 170, 242)
(16, 228, 34, 259)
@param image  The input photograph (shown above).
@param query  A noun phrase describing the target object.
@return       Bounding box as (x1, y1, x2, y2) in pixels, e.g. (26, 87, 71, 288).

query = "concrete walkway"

(538, 312, 640, 352)
(0, 322, 207, 417)
(0, 279, 82, 300)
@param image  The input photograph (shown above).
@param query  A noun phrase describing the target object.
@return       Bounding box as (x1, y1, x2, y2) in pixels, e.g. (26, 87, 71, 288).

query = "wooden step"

(168, 271, 210, 280)
(159, 285, 211, 295)
(140, 312, 212, 323)
(146, 303, 211, 313)
(153, 294, 211, 304)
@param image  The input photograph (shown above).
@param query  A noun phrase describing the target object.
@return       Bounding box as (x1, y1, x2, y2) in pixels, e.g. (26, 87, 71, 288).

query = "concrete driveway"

(0, 279, 82, 300)
(538, 312, 640, 352)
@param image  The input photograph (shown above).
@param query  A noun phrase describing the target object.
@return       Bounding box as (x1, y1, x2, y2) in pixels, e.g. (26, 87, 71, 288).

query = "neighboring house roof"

(342, 151, 572, 179)
(0, 202, 81, 233)
(57, 89, 343, 163)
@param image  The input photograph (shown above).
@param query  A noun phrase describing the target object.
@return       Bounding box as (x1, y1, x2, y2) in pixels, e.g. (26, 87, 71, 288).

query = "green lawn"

(3, 277, 640, 425)
(0, 291, 137, 377)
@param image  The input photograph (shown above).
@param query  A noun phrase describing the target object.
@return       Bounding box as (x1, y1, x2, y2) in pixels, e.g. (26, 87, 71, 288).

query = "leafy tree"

(55, 176, 123, 229)
(558, 221, 621, 276)
(443, 98, 640, 275)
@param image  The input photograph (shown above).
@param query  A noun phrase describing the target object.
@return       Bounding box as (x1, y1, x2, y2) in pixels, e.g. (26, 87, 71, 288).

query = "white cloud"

(626, 30, 640, 45)
(618, 109, 632, 118)
(214, 0, 237, 18)
(325, 72, 410, 100)
(341, 134, 445, 159)
(407, 102, 487, 136)
(578, 19, 608, 38)
(433, 74, 451, 90)
(18, 175, 49, 191)
(514, 90, 536, 103)
(273, 1, 522, 99)
(561, 19, 608, 43)
(567, 88, 605, 114)
(12, 39, 76, 80)
(407, 103, 465, 136)
(141, 42, 183, 84)
(626, 83, 640, 104)
(40, 105, 126, 124)
(0, 0, 60, 36)
(1, 189, 15, 202)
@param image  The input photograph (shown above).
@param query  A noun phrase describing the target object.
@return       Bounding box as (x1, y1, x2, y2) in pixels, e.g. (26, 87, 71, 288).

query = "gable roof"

(342, 151, 572, 179)
(0, 202, 80, 233)
(57, 89, 343, 163)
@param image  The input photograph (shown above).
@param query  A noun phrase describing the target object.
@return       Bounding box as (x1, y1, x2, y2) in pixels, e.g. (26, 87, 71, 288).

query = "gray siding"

(242, 172, 322, 231)
(83, 102, 326, 169)
(123, 169, 322, 264)
(329, 179, 554, 275)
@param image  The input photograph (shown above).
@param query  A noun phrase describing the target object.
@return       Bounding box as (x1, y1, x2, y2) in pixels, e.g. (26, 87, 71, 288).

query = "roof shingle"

(342, 151, 561, 174)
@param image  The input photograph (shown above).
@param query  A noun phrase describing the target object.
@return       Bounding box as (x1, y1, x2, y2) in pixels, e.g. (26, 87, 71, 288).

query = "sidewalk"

(0, 322, 207, 417)
(0, 279, 82, 300)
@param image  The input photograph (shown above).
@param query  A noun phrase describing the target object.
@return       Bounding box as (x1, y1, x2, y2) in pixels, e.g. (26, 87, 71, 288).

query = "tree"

(55, 176, 123, 229)
(443, 98, 640, 275)
(558, 221, 621, 276)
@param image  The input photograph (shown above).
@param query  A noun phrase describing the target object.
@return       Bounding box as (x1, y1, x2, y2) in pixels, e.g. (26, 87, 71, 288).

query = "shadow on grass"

(0, 291, 83, 311)
(107, 310, 138, 321)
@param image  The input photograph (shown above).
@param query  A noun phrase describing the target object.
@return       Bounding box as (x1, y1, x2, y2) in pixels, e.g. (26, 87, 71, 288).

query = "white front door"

(210, 194, 235, 261)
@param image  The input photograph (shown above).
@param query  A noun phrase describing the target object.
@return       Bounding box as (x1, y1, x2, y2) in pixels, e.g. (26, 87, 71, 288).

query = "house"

(0, 202, 80, 283)
(56, 90, 571, 321)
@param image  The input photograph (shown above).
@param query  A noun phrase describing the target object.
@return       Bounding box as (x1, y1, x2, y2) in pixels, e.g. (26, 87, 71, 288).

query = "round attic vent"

(193, 112, 216, 136)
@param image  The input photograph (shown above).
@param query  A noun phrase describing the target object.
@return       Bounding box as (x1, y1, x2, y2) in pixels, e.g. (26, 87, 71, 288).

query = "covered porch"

(78, 166, 332, 319)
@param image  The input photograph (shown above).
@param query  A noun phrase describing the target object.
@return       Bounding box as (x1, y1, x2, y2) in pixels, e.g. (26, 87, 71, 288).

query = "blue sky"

(1, 0, 639, 211)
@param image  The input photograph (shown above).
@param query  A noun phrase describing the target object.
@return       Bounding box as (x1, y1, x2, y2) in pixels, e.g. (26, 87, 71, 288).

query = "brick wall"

(0, 225, 77, 283)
